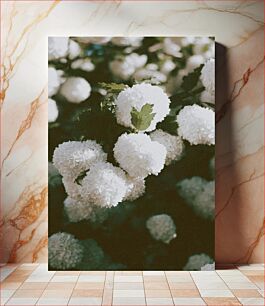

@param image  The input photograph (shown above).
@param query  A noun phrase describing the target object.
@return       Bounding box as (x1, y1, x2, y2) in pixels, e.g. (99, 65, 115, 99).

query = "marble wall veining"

(0, 0, 264, 264)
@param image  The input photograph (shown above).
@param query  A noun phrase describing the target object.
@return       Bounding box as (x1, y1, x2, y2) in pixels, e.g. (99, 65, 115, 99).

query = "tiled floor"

(0, 264, 264, 305)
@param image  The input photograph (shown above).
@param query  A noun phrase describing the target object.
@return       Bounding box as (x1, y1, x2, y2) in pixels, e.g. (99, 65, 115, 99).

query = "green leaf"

(98, 82, 127, 93)
(131, 103, 155, 131)
(181, 64, 204, 91)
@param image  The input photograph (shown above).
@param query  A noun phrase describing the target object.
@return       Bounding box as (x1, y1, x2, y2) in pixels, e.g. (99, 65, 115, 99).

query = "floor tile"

(102, 289, 112, 306)
(241, 270, 264, 276)
(144, 282, 169, 290)
(37, 298, 70, 305)
(220, 275, 250, 282)
(12, 289, 43, 298)
(115, 271, 142, 276)
(232, 289, 262, 297)
(19, 282, 48, 290)
(112, 296, 146, 305)
(146, 297, 174, 305)
(71, 289, 103, 297)
(143, 271, 165, 276)
(237, 264, 264, 270)
(68, 297, 102, 305)
(170, 289, 200, 297)
(40, 289, 72, 298)
(199, 289, 234, 297)
(45, 282, 76, 290)
(203, 297, 242, 305)
(169, 282, 197, 289)
(145, 290, 172, 298)
(173, 297, 206, 305)
(195, 282, 228, 290)
(113, 289, 145, 297)
(6, 297, 38, 305)
(258, 290, 265, 297)
(247, 275, 264, 282)
(0, 282, 22, 290)
(75, 282, 104, 290)
(114, 282, 144, 290)
(238, 297, 265, 305)
(144, 276, 167, 282)
(167, 275, 193, 283)
(78, 275, 105, 282)
(216, 270, 244, 276)
(114, 276, 143, 282)
(50, 275, 78, 282)
(226, 282, 258, 289)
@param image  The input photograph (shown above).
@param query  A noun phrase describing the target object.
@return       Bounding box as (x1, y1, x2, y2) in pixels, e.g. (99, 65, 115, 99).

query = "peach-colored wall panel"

(0, 0, 264, 263)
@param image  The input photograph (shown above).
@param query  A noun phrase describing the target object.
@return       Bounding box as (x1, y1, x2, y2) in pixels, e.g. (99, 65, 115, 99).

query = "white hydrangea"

(177, 177, 214, 220)
(146, 214, 177, 244)
(183, 253, 214, 270)
(48, 98, 59, 123)
(193, 37, 211, 55)
(109, 53, 147, 80)
(60, 77, 91, 103)
(48, 232, 83, 270)
(52, 140, 107, 179)
(48, 37, 69, 60)
(163, 38, 182, 57)
(115, 83, 171, 132)
(176, 105, 215, 145)
(74, 37, 111, 44)
(111, 37, 143, 47)
(133, 64, 167, 84)
(180, 36, 196, 47)
(175, 69, 188, 87)
(80, 162, 128, 207)
(124, 177, 145, 201)
(48, 162, 62, 187)
(201, 263, 215, 271)
(68, 39, 81, 59)
(160, 59, 176, 75)
(64, 197, 109, 223)
(71, 59, 95, 72)
(150, 129, 184, 165)
(200, 89, 215, 104)
(200, 58, 215, 94)
(62, 177, 82, 200)
(48, 67, 61, 97)
(114, 133, 167, 179)
(186, 55, 205, 72)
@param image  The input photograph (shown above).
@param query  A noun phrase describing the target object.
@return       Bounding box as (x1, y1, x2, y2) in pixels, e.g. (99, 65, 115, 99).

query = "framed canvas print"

(48, 37, 215, 271)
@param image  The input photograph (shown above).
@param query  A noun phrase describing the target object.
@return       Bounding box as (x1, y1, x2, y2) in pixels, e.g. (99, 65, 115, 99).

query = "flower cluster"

(49, 36, 215, 270)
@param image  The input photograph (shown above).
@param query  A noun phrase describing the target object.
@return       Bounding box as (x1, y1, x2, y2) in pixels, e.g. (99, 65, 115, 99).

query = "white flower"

(109, 53, 147, 80)
(163, 38, 182, 57)
(68, 39, 81, 59)
(175, 69, 188, 87)
(48, 37, 69, 60)
(186, 55, 205, 72)
(146, 214, 177, 244)
(183, 253, 213, 270)
(115, 83, 171, 132)
(181, 37, 196, 47)
(48, 232, 83, 270)
(193, 37, 211, 56)
(48, 98, 59, 123)
(62, 177, 82, 200)
(52, 140, 107, 179)
(201, 263, 215, 271)
(176, 105, 215, 145)
(200, 58, 215, 94)
(48, 67, 61, 97)
(200, 89, 215, 104)
(48, 162, 61, 187)
(71, 59, 95, 72)
(111, 37, 143, 47)
(124, 177, 145, 201)
(160, 59, 176, 75)
(114, 133, 167, 179)
(133, 64, 167, 84)
(60, 77, 91, 103)
(64, 197, 109, 223)
(177, 177, 214, 220)
(150, 129, 184, 165)
(80, 162, 128, 207)
(74, 37, 111, 44)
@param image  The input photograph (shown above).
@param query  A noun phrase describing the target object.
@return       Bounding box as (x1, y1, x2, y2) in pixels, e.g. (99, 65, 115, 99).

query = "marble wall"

(0, 0, 264, 263)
